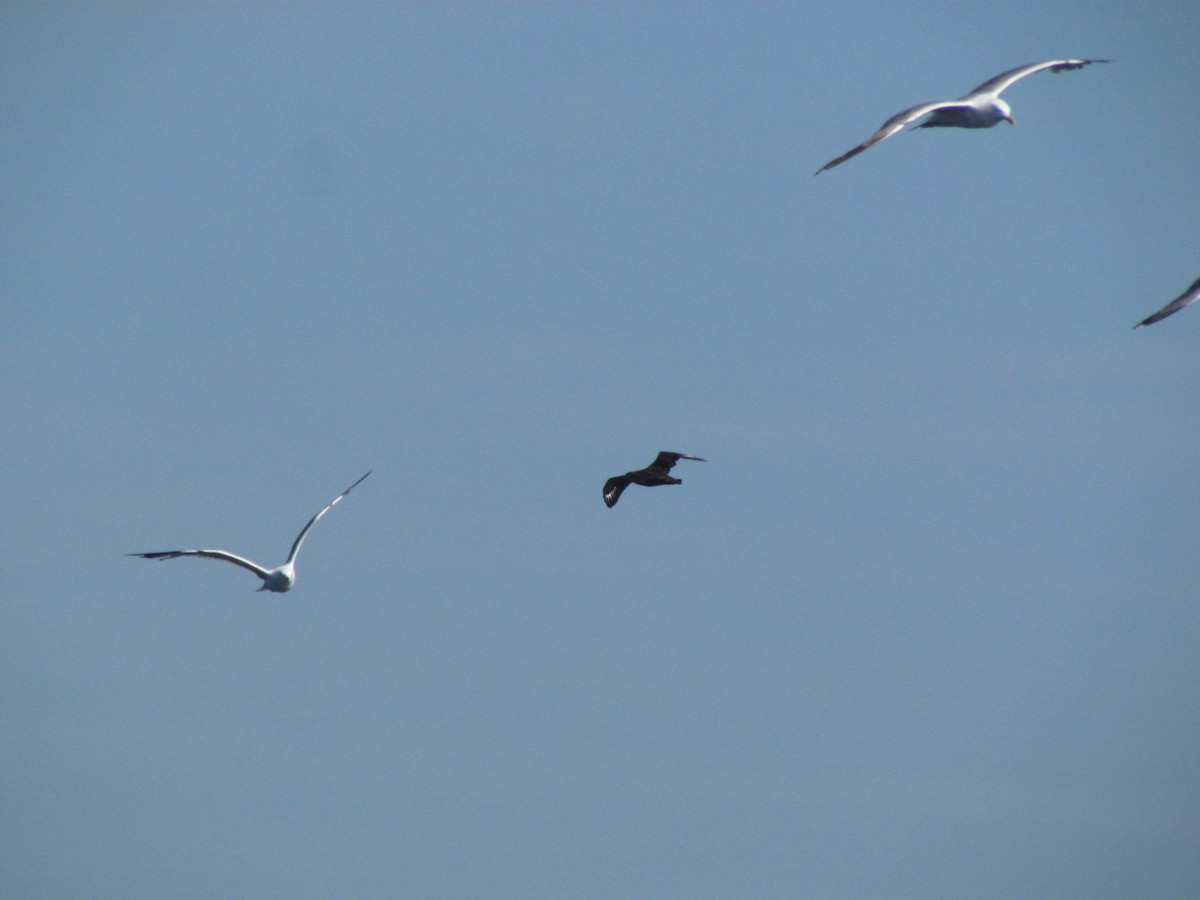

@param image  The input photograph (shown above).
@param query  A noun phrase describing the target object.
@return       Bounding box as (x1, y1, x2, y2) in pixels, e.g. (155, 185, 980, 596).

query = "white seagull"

(1134, 275, 1200, 328)
(128, 471, 371, 592)
(815, 59, 1109, 174)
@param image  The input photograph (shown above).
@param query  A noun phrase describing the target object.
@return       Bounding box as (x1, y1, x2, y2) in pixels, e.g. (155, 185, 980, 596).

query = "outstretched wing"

(1135, 275, 1200, 328)
(127, 549, 271, 581)
(285, 470, 372, 564)
(815, 101, 961, 175)
(965, 59, 1109, 98)
(603, 475, 630, 508)
(648, 451, 706, 474)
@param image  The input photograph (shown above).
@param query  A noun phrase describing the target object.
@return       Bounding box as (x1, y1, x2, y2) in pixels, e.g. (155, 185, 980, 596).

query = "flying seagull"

(815, 59, 1109, 174)
(128, 471, 371, 592)
(603, 452, 705, 508)
(1134, 275, 1200, 328)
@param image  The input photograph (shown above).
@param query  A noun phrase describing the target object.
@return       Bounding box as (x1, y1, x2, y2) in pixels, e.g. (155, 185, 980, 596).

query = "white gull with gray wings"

(128, 471, 371, 592)
(815, 59, 1109, 175)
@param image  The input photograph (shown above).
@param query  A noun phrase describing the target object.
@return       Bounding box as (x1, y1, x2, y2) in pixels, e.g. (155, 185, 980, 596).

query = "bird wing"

(603, 475, 630, 508)
(815, 100, 962, 174)
(127, 549, 272, 581)
(965, 59, 1109, 98)
(285, 470, 371, 564)
(1135, 275, 1200, 328)
(649, 451, 684, 473)
(649, 451, 706, 473)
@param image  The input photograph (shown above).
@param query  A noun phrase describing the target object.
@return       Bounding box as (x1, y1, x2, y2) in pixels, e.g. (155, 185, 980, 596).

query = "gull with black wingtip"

(128, 471, 371, 592)
(815, 59, 1109, 175)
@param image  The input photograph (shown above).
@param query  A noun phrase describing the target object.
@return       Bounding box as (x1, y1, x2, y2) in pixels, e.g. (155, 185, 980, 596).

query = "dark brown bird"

(603, 452, 706, 508)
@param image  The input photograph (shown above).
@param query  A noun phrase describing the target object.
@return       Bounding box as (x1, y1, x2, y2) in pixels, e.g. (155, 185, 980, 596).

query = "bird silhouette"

(128, 471, 371, 592)
(603, 452, 705, 508)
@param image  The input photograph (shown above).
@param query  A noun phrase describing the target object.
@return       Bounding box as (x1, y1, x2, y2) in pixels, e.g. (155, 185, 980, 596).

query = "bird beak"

(1005, 113, 1015, 125)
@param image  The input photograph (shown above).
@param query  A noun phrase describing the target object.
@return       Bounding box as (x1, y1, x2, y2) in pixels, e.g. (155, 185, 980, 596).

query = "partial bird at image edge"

(1134, 275, 1200, 328)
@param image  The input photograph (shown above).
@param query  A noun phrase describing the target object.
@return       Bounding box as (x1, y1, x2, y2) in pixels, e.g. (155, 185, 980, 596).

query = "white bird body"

(926, 98, 1013, 129)
(262, 564, 295, 592)
(129, 471, 371, 592)
(815, 59, 1108, 174)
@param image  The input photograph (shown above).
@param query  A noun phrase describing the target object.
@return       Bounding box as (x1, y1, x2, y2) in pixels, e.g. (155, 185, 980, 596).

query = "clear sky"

(2, 3, 1197, 898)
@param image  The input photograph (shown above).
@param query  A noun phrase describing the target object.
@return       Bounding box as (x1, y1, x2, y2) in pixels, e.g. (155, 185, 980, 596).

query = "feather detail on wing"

(603, 476, 629, 508)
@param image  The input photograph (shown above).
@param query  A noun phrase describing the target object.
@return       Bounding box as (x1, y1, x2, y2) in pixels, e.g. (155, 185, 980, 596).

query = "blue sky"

(2, 3, 1197, 897)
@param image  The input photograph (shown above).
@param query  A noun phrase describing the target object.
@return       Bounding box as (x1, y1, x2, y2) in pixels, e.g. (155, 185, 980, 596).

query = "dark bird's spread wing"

(285, 470, 371, 564)
(603, 475, 631, 508)
(126, 549, 272, 581)
(648, 451, 706, 474)
(1135, 275, 1200, 328)
(966, 58, 1109, 98)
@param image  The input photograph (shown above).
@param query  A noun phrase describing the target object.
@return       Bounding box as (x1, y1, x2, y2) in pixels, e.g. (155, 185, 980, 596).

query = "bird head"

(995, 98, 1015, 125)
